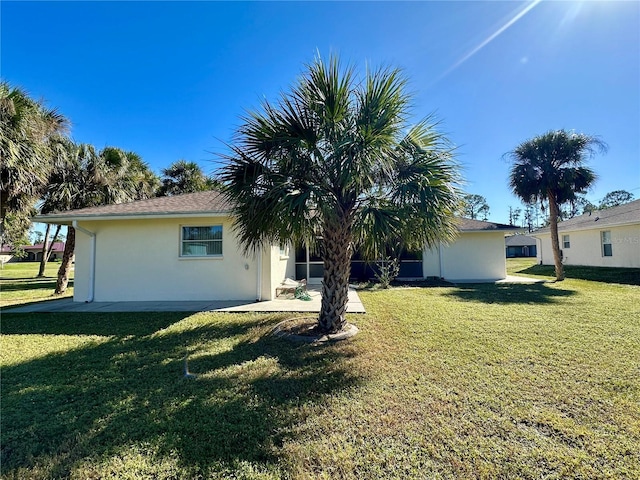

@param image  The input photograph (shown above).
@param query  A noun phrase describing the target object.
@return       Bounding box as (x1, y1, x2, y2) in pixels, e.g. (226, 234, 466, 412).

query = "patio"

(4, 286, 366, 314)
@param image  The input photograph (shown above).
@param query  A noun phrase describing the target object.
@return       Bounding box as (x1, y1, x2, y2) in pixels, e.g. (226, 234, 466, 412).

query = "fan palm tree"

(158, 160, 216, 196)
(0, 81, 69, 245)
(506, 130, 606, 281)
(42, 142, 158, 293)
(221, 56, 462, 333)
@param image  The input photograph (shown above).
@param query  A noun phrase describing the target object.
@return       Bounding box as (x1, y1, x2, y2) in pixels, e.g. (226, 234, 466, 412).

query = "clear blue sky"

(2, 1, 639, 225)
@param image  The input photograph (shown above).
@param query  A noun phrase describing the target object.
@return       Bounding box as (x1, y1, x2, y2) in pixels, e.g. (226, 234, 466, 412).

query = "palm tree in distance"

(158, 160, 216, 196)
(42, 142, 158, 294)
(221, 55, 462, 334)
(507, 129, 606, 281)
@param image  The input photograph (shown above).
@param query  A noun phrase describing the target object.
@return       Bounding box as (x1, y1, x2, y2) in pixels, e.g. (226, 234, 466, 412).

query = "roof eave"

(34, 211, 232, 224)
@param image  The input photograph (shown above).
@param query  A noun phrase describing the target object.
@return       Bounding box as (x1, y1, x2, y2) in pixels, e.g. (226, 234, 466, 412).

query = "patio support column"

(256, 249, 262, 301)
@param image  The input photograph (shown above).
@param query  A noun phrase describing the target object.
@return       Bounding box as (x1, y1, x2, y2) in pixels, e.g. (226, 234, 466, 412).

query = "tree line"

(1, 81, 216, 291)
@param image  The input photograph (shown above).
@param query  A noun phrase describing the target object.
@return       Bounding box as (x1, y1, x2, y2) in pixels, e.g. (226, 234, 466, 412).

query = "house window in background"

(601, 231, 612, 257)
(181, 226, 222, 257)
(562, 235, 570, 249)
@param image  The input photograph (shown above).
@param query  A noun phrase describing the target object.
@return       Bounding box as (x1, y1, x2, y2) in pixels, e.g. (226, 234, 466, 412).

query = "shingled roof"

(532, 199, 640, 235)
(505, 234, 537, 246)
(35, 190, 519, 233)
(456, 218, 516, 232)
(35, 191, 233, 223)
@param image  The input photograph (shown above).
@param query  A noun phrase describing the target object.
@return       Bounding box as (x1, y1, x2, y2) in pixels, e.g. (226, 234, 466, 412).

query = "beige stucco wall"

(536, 224, 640, 268)
(260, 244, 296, 301)
(423, 231, 507, 282)
(74, 217, 270, 302)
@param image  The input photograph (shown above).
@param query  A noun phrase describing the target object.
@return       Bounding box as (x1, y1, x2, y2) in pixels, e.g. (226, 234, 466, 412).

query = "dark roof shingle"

(36, 191, 232, 222)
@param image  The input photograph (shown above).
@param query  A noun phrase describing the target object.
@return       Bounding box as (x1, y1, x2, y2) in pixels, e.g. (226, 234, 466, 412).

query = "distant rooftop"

(505, 235, 536, 246)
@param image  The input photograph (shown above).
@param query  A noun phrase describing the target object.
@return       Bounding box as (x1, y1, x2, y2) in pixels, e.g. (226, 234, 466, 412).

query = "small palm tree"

(506, 130, 606, 281)
(221, 56, 462, 333)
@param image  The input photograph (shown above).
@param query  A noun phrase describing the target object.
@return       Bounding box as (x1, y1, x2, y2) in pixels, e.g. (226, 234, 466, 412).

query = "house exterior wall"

(536, 224, 640, 268)
(73, 217, 265, 302)
(423, 231, 507, 282)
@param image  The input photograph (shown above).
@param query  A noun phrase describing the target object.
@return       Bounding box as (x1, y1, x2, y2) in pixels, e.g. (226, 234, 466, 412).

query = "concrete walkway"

(4, 287, 366, 314)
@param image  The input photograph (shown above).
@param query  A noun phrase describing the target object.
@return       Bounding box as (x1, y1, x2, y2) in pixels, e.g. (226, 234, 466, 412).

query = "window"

(181, 226, 222, 257)
(601, 231, 612, 257)
(562, 235, 570, 249)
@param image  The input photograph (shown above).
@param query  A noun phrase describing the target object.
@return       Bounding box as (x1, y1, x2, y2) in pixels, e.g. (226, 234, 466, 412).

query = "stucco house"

(35, 191, 517, 303)
(531, 199, 640, 268)
(505, 235, 537, 258)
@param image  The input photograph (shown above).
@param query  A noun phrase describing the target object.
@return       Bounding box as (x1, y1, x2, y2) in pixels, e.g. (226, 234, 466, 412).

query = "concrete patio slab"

(3, 287, 366, 314)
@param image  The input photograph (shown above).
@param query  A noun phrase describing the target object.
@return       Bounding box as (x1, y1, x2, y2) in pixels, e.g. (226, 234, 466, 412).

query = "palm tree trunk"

(547, 194, 565, 281)
(37, 224, 62, 277)
(55, 226, 75, 294)
(319, 218, 353, 334)
(37, 224, 52, 277)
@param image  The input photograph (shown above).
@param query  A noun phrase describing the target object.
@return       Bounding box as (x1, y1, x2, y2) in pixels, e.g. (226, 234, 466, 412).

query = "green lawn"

(0, 262, 73, 308)
(1, 261, 639, 479)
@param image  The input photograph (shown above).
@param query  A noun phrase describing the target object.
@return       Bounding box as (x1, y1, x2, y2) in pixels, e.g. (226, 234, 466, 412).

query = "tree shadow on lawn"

(1, 311, 188, 337)
(516, 264, 640, 286)
(0, 277, 72, 292)
(1, 312, 362, 478)
(446, 282, 577, 305)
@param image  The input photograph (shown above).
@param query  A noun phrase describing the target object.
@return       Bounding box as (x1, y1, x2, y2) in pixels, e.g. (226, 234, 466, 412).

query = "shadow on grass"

(516, 264, 640, 286)
(1, 311, 191, 337)
(0, 277, 70, 292)
(446, 282, 577, 305)
(1, 312, 361, 477)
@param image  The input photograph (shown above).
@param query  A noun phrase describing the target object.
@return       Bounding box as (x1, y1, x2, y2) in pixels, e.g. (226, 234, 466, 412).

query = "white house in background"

(422, 218, 516, 282)
(531, 199, 640, 268)
(34, 191, 517, 303)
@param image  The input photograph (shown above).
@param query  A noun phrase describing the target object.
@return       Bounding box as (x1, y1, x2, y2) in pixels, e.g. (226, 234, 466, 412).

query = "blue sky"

(2, 1, 639, 225)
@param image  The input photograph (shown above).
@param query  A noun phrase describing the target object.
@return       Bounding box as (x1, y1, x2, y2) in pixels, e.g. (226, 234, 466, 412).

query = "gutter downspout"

(73, 221, 96, 303)
(438, 241, 445, 280)
(256, 249, 262, 302)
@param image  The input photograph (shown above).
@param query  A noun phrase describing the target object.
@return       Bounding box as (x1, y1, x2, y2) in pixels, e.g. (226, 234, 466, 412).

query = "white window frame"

(562, 234, 570, 249)
(601, 230, 612, 257)
(180, 225, 223, 258)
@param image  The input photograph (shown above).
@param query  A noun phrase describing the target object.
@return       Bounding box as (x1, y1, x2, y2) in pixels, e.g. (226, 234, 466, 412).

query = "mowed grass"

(0, 262, 73, 308)
(1, 260, 639, 479)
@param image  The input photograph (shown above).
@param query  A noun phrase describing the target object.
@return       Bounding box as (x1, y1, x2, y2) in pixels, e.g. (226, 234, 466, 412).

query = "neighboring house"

(34, 191, 517, 303)
(505, 235, 537, 258)
(531, 199, 640, 268)
(0, 244, 13, 265)
(0, 242, 66, 263)
(422, 218, 516, 282)
(23, 242, 66, 262)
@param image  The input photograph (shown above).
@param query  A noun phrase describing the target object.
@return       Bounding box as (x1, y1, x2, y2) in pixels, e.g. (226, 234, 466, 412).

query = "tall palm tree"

(0, 81, 69, 245)
(42, 142, 158, 293)
(507, 130, 606, 281)
(221, 56, 462, 334)
(158, 160, 216, 196)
